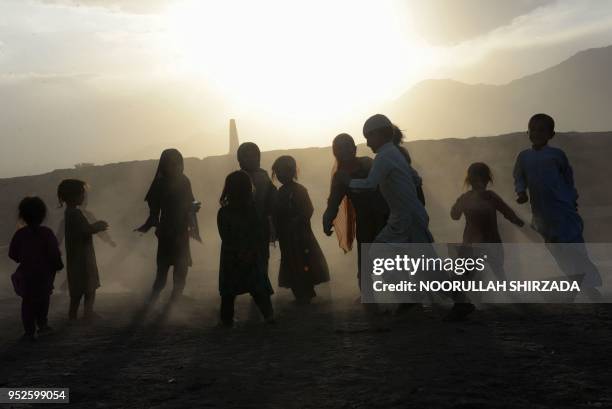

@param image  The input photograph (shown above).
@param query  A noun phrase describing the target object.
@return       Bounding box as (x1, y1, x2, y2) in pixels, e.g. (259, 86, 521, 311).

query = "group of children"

(8, 112, 601, 339)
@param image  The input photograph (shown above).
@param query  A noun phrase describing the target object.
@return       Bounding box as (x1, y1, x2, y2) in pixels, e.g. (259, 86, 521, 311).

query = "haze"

(2, 0, 612, 177)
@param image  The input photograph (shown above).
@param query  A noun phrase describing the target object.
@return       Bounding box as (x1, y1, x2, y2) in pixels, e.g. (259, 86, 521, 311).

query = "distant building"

(229, 119, 239, 155)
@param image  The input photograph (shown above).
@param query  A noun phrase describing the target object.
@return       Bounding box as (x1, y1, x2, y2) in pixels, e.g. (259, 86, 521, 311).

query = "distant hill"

(391, 45, 612, 139)
(1, 131, 611, 295)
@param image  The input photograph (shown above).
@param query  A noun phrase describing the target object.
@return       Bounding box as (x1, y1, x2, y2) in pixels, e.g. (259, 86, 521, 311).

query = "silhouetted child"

(513, 113, 602, 290)
(56, 199, 116, 293)
(217, 170, 274, 326)
(9, 197, 63, 341)
(136, 149, 200, 302)
(323, 133, 388, 293)
(451, 163, 524, 280)
(57, 179, 108, 320)
(237, 142, 277, 268)
(272, 156, 330, 304)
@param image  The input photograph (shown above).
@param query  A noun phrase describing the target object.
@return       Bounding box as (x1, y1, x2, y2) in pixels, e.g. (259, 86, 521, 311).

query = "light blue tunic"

(513, 145, 601, 289)
(349, 142, 432, 243)
(513, 145, 583, 243)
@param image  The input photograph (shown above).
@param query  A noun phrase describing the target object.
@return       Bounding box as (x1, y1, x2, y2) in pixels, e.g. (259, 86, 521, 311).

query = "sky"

(1, 0, 612, 177)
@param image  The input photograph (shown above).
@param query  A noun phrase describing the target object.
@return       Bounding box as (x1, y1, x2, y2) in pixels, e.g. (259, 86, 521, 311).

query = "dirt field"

(1, 285, 612, 409)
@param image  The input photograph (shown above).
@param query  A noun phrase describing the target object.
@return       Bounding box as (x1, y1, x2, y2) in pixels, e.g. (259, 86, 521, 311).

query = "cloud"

(431, 0, 612, 83)
(37, 0, 173, 14)
(407, 0, 556, 46)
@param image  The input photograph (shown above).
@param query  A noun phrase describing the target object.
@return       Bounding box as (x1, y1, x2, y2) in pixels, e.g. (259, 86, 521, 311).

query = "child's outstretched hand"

(134, 217, 156, 234)
(516, 192, 528, 204)
(93, 220, 109, 232)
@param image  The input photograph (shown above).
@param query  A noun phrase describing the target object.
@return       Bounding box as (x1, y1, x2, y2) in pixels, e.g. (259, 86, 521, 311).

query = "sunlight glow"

(164, 0, 439, 124)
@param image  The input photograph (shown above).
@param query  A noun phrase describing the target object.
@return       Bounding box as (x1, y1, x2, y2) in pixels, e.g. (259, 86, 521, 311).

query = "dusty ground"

(1, 287, 612, 409)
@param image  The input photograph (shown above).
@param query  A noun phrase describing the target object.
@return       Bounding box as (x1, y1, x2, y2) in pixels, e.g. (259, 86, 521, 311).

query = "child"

(9, 197, 63, 341)
(237, 142, 277, 269)
(451, 162, 524, 279)
(513, 113, 602, 290)
(58, 179, 108, 320)
(323, 133, 388, 291)
(272, 155, 330, 304)
(217, 170, 274, 326)
(135, 149, 200, 302)
(56, 198, 116, 293)
(348, 114, 473, 320)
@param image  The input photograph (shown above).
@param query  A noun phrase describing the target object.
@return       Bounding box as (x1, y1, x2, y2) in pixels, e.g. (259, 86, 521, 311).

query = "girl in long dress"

(136, 149, 200, 302)
(323, 133, 388, 289)
(217, 170, 274, 326)
(273, 156, 330, 304)
(57, 179, 108, 320)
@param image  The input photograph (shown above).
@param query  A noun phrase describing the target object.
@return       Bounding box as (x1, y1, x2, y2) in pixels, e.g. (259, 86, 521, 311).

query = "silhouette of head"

(57, 179, 87, 207)
(528, 113, 555, 149)
(158, 148, 184, 178)
(272, 155, 297, 185)
(332, 133, 357, 164)
(465, 162, 493, 190)
(219, 170, 254, 207)
(363, 114, 394, 153)
(237, 142, 261, 172)
(19, 196, 47, 226)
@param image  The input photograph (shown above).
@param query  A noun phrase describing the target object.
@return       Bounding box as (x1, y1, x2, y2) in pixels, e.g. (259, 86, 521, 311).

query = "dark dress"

(9, 226, 63, 335)
(274, 182, 330, 299)
(64, 207, 100, 297)
(246, 168, 277, 260)
(145, 174, 195, 268)
(326, 157, 389, 278)
(9, 226, 63, 297)
(217, 204, 274, 297)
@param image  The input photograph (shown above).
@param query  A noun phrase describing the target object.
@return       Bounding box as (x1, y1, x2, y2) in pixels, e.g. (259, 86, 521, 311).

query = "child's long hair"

(391, 125, 412, 165)
(57, 179, 87, 207)
(219, 170, 254, 207)
(375, 124, 413, 165)
(465, 162, 493, 188)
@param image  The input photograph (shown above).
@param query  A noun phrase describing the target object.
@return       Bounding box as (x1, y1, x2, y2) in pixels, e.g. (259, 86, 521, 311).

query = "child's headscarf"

(145, 148, 184, 202)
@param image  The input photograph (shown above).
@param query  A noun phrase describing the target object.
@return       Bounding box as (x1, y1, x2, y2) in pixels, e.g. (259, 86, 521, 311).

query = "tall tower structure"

(229, 118, 239, 155)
